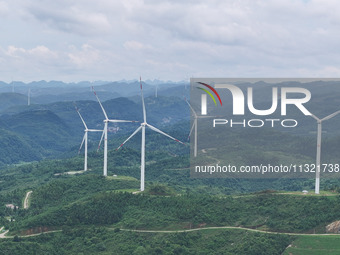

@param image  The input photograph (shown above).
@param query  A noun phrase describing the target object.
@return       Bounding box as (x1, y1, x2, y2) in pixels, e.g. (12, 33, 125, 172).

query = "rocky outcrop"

(326, 221, 340, 233)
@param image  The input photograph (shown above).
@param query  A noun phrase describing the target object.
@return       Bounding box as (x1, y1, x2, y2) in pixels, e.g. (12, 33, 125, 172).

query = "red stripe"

(197, 82, 222, 106)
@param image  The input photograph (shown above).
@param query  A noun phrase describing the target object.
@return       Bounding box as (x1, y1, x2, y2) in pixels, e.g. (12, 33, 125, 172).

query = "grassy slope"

(284, 235, 340, 255)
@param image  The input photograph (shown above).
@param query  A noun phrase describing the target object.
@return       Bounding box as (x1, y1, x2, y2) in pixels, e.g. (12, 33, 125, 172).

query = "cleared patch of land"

(284, 235, 340, 255)
(23, 190, 32, 209)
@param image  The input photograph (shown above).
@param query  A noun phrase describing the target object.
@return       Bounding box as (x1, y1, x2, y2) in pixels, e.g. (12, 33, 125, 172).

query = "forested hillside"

(1, 81, 340, 254)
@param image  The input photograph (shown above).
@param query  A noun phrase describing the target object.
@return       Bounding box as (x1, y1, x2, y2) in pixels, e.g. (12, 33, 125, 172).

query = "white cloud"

(24, 1, 113, 36)
(67, 44, 101, 68)
(6, 46, 26, 57)
(0, 1, 8, 15)
(123, 41, 153, 51)
(5, 45, 58, 61)
(1, 0, 340, 82)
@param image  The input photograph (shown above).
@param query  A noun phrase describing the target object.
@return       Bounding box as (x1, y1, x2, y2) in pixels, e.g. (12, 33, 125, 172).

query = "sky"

(1, 0, 340, 82)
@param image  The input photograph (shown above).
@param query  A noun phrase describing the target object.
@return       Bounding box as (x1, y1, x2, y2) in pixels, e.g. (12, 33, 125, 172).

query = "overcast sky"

(1, 0, 340, 82)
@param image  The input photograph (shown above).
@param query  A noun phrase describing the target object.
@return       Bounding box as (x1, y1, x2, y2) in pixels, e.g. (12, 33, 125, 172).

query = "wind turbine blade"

(92, 87, 109, 120)
(321, 110, 340, 121)
(108, 120, 138, 123)
(78, 134, 86, 154)
(75, 106, 88, 129)
(147, 124, 186, 145)
(140, 77, 147, 123)
(88, 129, 103, 132)
(310, 114, 321, 122)
(97, 129, 105, 152)
(116, 126, 142, 150)
(185, 98, 197, 117)
(188, 122, 195, 141)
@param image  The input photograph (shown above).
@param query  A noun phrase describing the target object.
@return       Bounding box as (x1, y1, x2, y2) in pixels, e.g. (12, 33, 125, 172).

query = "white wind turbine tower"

(186, 98, 216, 157)
(310, 110, 340, 194)
(92, 87, 136, 176)
(75, 106, 103, 171)
(28, 88, 31, 106)
(116, 77, 186, 191)
(186, 98, 198, 157)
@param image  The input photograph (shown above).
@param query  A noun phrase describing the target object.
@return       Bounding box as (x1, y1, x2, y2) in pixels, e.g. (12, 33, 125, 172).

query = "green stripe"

(196, 87, 217, 106)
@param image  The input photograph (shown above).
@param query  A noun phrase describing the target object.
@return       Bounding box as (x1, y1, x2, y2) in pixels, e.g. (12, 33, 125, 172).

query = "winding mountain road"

(23, 191, 32, 209)
(117, 226, 340, 236)
(0, 227, 9, 239)
(1, 225, 339, 239)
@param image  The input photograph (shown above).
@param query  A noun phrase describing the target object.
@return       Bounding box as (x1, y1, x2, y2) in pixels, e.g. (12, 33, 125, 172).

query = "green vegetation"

(284, 235, 340, 255)
(6, 186, 340, 234)
(144, 184, 176, 196)
(0, 227, 293, 255)
(0, 128, 42, 166)
(1, 86, 340, 254)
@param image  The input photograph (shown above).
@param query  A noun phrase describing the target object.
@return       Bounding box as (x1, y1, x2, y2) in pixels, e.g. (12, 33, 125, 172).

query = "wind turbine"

(310, 110, 340, 194)
(186, 98, 198, 157)
(92, 87, 136, 176)
(116, 77, 186, 191)
(28, 88, 31, 106)
(186, 98, 216, 157)
(75, 106, 103, 171)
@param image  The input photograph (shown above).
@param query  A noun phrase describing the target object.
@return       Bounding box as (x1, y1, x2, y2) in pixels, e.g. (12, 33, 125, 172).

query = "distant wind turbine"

(92, 87, 136, 176)
(75, 106, 103, 171)
(116, 77, 186, 191)
(310, 110, 340, 194)
(28, 88, 31, 106)
(186, 98, 198, 157)
(186, 98, 216, 157)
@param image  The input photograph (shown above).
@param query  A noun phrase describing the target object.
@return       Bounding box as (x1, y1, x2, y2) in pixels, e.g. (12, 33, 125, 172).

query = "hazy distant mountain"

(0, 94, 190, 165)
(0, 127, 43, 165)
(0, 110, 74, 165)
(0, 93, 28, 111)
(0, 80, 190, 107)
(2, 110, 75, 153)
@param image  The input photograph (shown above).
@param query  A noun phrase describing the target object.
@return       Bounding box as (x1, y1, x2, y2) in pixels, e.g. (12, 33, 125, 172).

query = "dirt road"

(23, 191, 32, 209)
